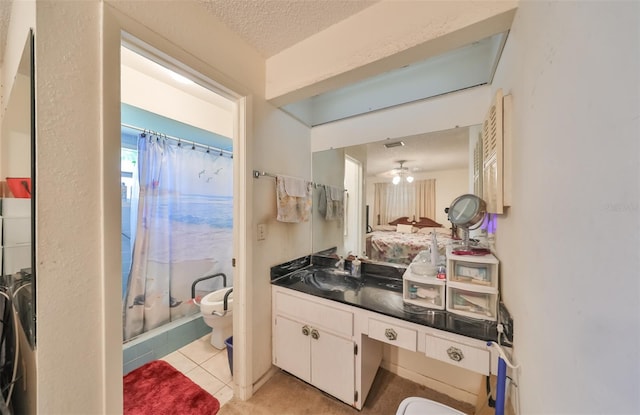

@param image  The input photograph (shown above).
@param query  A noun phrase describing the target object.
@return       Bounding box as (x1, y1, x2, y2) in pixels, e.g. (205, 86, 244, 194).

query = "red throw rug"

(124, 360, 220, 415)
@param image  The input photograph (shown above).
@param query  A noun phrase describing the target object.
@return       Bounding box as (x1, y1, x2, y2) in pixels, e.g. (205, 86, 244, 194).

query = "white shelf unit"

(446, 253, 499, 321)
(402, 269, 446, 310)
(1, 198, 32, 276)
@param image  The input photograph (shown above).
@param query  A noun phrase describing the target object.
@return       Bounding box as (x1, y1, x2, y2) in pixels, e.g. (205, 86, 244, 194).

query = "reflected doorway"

(344, 155, 362, 256)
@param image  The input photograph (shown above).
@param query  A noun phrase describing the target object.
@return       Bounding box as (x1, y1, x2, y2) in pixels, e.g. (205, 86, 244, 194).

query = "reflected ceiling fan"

(391, 160, 414, 185)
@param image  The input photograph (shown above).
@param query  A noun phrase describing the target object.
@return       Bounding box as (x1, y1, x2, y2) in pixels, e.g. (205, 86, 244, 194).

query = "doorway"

(344, 155, 362, 256)
(119, 38, 238, 364)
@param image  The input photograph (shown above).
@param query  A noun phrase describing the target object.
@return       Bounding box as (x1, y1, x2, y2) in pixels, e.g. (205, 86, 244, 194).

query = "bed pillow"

(419, 227, 451, 238)
(372, 224, 397, 232)
(396, 224, 414, 234)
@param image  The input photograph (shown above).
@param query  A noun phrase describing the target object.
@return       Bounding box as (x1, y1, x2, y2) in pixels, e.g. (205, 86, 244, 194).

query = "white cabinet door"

(311, 328, 355, 405)
(274, 315, 311, 383)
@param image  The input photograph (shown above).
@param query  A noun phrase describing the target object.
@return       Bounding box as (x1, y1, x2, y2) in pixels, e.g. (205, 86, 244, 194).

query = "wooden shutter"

(473, 132, 483, 198)
(482, 89, 504, 214)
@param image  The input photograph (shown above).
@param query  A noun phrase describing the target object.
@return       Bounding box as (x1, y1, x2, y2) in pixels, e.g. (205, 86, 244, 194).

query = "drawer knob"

(385, 328, 397, 341)
(447, 346, 464, 362)
(311, 329, 320, 340)
(302, 325, 310, 336)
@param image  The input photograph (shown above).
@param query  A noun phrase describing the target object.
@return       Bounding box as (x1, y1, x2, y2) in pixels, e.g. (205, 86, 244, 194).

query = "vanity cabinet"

(272, 289, 357, 407)
(272, 281, 502, 409)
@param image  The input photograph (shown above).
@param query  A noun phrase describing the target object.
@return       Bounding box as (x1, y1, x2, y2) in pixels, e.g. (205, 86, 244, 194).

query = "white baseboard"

(252, 365, 281, 395)
(381, 360, 477, 405)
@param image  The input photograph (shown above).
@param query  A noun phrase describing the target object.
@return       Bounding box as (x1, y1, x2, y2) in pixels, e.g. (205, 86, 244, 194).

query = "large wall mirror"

(312, 124, 481, 266)
(1, 29, 36, 350)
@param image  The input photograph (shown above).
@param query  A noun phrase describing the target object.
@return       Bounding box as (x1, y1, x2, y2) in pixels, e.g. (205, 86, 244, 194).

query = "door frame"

(344, 155, 363, 256)
(115, 27, 252, 401)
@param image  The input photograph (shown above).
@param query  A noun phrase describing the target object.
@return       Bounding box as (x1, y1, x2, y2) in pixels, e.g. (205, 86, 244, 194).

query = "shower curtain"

(123, 134, 233, 341)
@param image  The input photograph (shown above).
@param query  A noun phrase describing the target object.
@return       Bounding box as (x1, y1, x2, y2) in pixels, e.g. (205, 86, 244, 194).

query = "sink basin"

(302, 269, 361, 293)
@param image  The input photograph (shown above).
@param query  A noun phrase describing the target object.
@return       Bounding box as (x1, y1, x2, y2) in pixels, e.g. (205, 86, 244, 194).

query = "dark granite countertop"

(271, 255, 513, 344)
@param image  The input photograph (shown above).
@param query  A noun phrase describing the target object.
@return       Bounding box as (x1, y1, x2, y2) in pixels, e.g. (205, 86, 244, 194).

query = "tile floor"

(161, 334, 235, 408)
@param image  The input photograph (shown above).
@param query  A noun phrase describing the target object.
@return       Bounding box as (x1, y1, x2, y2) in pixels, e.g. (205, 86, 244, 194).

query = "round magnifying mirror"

(447, 194, 488, 255)
(448, 194, 486, 227)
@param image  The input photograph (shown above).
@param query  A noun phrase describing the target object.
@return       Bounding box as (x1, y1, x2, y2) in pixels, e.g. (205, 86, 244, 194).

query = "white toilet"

(395, 397, 466, 415)
(198, 287, 233, 349)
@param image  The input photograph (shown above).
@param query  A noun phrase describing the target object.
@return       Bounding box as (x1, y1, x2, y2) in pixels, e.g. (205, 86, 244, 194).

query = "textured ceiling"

(0, 0, 378, 64)
(365, 126, 472, 177)
(198, 0, 379, 57)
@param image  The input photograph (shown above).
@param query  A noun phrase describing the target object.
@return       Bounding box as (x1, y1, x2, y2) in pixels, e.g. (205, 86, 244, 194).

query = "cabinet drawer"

(274, 291, 353, 337)
(424, 333, 490, 375)
(368, 318, 417, 352)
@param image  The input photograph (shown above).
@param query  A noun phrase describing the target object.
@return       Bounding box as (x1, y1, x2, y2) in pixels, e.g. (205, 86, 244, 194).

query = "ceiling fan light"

(406, 176, 414, 183)
(392, 175, 401, 185)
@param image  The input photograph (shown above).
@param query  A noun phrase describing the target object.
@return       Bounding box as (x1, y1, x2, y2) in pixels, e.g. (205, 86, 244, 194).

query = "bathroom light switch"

(257, 223, 267, 241)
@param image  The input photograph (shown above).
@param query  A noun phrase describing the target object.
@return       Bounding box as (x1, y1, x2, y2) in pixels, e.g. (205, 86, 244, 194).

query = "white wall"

(35, 2, 105, 412)
(1, 0, 35, 119)
(311, 85, 490, 152)
(491, 2, 640, 414)
(30, 1, 312, 413)
(121, 63, 233, 138)
(266, 0, 517, 106)
(0, 2, 34, 181)
(249, 99, 312, 382)
(312, 148, 345, 253)
(1, 72, 31, 179)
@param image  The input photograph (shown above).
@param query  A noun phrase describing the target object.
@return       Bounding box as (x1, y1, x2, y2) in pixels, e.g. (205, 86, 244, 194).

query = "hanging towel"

(321, 185, 344, 221)
(276, 175, 312, 223)
(318, 185, 328, 217)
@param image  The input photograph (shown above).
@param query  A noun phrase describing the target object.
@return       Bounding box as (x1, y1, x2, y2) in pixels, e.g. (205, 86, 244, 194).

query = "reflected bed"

(365, 217, 452, 264)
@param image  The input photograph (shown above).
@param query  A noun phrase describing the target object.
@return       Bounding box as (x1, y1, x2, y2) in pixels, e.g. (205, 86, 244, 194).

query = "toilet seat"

(395, 397, 466, 415)
(199, 287, 233, 315)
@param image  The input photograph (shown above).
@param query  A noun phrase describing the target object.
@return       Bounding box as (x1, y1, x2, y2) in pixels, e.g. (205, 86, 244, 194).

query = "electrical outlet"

(257, 223, 267, 241)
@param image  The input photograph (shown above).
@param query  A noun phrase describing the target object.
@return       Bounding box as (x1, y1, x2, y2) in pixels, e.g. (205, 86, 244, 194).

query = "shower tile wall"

(123, 315, 210, 374)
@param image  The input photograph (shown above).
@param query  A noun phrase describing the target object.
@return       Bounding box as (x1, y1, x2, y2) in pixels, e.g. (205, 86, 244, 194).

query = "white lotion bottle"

(351, 257, 361, 277)
(430, 232, 438, 265)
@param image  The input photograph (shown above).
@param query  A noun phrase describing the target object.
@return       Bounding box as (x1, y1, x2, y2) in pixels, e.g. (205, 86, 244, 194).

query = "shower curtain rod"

(122, 123, 233, 157)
